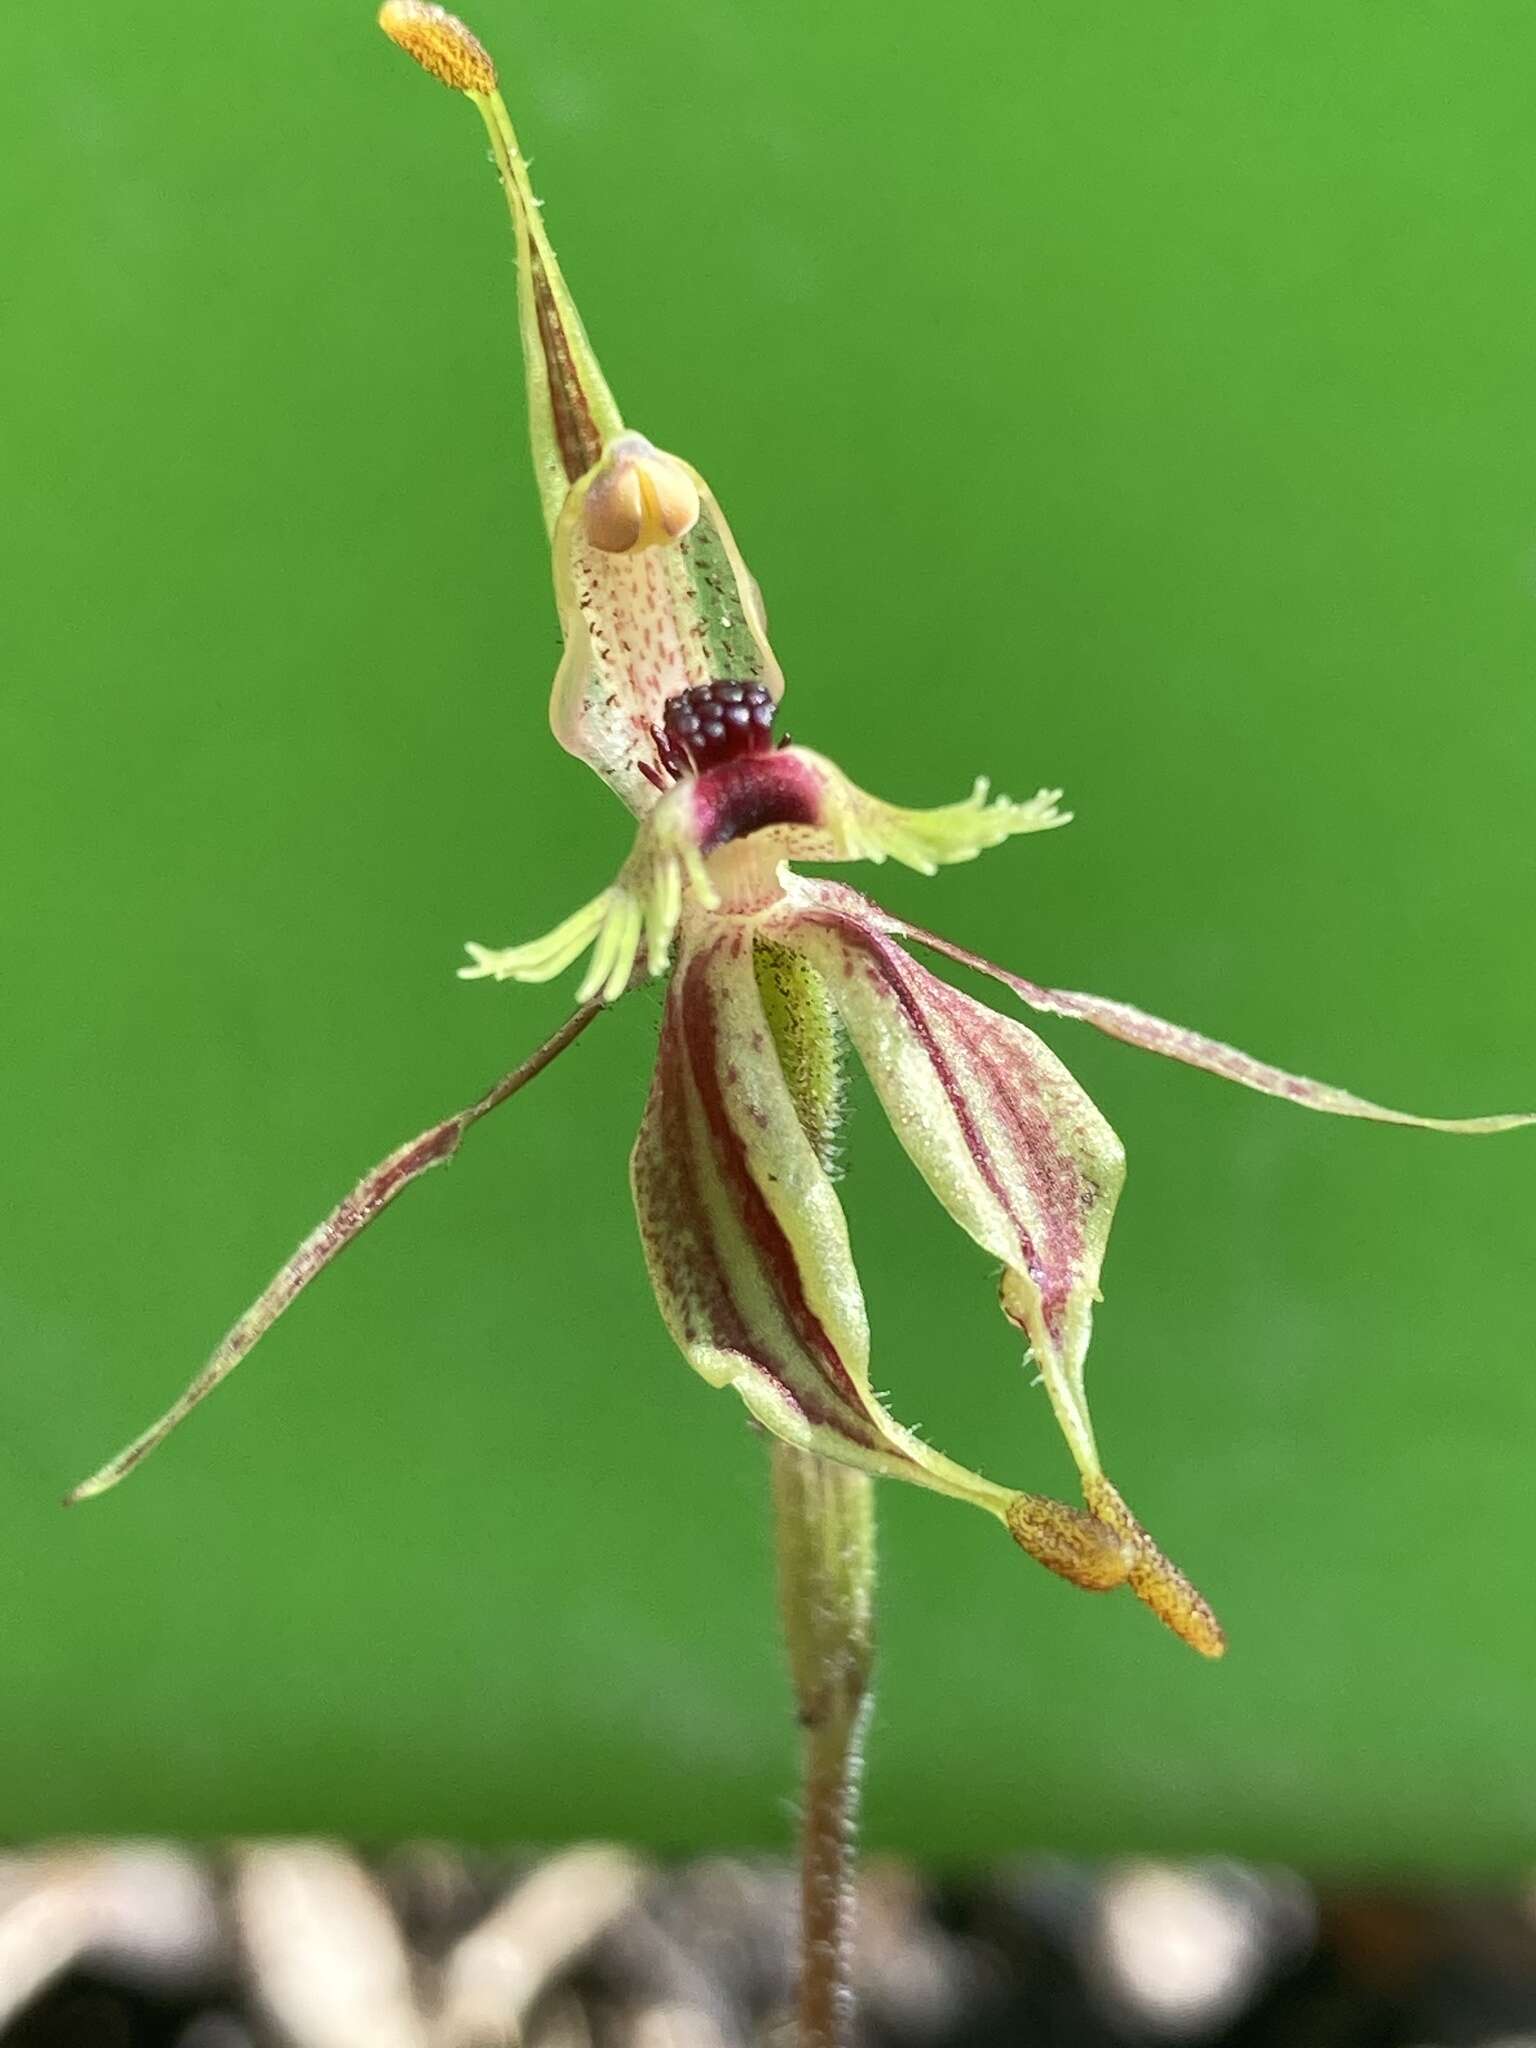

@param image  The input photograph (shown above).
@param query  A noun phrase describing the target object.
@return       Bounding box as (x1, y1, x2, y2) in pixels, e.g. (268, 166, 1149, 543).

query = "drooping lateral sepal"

(776, 878, 1225, 1654)
(780, 884, 1123, 1483)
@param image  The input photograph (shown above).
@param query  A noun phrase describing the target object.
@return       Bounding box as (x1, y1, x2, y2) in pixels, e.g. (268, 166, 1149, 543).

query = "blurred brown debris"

(4, 1842, 1536, 2048)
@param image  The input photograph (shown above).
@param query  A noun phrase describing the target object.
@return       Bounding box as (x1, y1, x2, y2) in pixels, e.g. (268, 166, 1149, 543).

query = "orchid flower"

(70, 1, 1531, 1687)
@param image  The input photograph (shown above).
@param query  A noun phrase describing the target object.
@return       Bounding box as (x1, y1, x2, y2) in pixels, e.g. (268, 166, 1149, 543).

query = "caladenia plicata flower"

(402, 0, 1535, 1659)
(71, 0, 1533, 1645)
(68, 24, 1532, 2021)
(65, 2, 1534, 2034)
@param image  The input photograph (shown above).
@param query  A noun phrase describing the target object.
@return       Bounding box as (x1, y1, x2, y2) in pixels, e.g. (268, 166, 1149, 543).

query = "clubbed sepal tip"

(1008, 1481, 1225, 1657)
(378, 0, 497, 95)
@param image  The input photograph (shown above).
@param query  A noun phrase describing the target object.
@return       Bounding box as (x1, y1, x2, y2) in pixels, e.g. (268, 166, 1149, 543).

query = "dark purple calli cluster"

(646, 681, 779, 788)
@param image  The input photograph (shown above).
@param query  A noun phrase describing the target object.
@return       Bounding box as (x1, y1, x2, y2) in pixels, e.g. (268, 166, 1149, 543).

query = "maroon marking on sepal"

(679, 948, 872, 1422)
(641, 980, 764, 1369)
(531, 247, 603, 483)
(633, 950, 880, 1451)
(797, 912, 1087, 1319)
(833, 919, 1039, 1262)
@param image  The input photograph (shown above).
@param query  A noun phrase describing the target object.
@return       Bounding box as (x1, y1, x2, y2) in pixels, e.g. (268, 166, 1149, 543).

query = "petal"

(629, 916, 1135, 1610)
(458, 790, 712, 1004)
(884, 912, 1536, 1135)
(459, 893, 618, 993)
(778, 888, 1224, 1657)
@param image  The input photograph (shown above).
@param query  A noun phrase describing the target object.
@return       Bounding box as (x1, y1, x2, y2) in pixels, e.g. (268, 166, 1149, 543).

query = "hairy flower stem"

(756, 941, 874, 2048)
(772, 1443, 875, 2048)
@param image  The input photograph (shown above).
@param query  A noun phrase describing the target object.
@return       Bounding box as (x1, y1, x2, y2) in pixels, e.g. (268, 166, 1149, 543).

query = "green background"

(3, 0, 1533, 1865)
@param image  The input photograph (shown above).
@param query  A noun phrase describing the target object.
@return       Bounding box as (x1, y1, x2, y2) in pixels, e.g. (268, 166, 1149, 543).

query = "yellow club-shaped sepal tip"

(378, 0, 497, 94)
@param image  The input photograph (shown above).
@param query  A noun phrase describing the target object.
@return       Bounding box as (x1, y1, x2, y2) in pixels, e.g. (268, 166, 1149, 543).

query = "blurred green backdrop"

(3, 0, 1534, 1865)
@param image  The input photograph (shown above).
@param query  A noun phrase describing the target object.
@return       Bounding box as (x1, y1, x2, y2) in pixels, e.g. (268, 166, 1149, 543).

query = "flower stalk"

(756, 938, 872, 2044)
(772, 1442, 874, 2048)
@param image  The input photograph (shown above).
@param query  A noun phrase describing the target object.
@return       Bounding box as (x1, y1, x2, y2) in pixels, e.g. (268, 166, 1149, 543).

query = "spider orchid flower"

(69, 2, 1533, 1667)
(390, 0, 1535, 1656)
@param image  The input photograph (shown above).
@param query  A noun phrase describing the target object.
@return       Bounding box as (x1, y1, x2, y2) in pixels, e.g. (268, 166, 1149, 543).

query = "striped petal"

(778, 886, 1224, 1657)
(629, 916, 1144, 1611)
